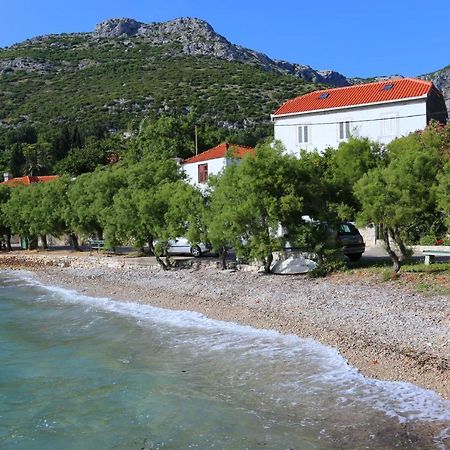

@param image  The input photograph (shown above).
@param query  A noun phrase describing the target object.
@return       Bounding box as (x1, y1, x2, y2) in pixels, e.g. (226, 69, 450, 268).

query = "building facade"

(182, 143, 254, 189)
(272, 78, 447, 155)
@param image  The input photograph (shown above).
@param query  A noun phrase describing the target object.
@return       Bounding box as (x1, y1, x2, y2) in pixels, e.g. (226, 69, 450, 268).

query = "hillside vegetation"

(0, 18, 323, 137)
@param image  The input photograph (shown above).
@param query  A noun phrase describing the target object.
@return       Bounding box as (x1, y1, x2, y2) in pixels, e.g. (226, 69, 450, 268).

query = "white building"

(272, 78, 447, 155)
(182, 142, 254, 189)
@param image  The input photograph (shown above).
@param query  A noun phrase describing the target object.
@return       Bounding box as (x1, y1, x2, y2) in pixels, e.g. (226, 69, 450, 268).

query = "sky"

(1, 0, 449, 78)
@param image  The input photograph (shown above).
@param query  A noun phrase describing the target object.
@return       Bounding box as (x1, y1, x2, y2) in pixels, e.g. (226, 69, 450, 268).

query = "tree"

(328, 137, 382, 217)
(8, 143, 26, 177)
(106, 154, 202, 269)
(355, 134, 446, 271)
(66, 167, 127, 240)
(207, 141, 307, 273)
(436, 161, 450, 230)
(55, 135, 123, 176)
(0, 185, 12, 250)
(3, 185, 37, 249)
(22, 140, 54, 176)
(136, 116, 196, 160)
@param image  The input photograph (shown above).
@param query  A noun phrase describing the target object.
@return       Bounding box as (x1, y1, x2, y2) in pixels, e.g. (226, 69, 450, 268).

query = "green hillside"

(0, 32, 316, 135)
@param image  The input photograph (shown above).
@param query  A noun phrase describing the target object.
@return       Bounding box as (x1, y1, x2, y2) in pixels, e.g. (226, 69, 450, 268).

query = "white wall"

(182, 157, 226, 190)
(273, 99, 427, 155)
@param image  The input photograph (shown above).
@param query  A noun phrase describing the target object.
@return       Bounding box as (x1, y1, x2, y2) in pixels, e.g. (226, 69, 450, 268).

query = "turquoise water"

(0, 271, 449, 449)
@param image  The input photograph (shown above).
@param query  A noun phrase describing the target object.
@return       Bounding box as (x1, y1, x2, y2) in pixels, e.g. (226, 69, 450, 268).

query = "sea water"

(0, 271, 448, 449)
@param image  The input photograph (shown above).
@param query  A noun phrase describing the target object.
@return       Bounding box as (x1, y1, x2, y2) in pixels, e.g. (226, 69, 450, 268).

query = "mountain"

(419, 66, 450, 112)
(0, 17, 447, 139)
(0, 18, 348, 136)
(92, 18, 350, 87)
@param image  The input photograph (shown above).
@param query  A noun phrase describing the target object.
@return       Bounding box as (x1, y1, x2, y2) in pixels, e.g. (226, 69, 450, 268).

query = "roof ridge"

(273, 78, 434, 116)
(183, 142, 254, 164)
(313, 77, 432, 94)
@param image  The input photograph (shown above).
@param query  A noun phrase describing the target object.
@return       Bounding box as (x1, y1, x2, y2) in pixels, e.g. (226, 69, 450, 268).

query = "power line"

(272, 110, 448, 127)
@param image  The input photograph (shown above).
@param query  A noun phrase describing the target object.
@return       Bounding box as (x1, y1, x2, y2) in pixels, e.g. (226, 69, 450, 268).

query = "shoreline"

(1, 252, 449, 400)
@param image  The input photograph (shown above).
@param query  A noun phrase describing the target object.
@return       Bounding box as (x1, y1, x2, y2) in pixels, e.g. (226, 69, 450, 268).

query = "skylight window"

(319, 92, 330, 99)
(382, 83, 394, 91)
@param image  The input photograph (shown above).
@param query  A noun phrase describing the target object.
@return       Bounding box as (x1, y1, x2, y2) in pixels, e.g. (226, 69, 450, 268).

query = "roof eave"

(272, 94, 429, 119)
(182, 156, 225, 165)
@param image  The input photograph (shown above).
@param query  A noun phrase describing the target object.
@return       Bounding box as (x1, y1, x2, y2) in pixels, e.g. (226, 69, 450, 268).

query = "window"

(319, 92, 330, 99)
(382, 83, 394, 91)
(198, 163, 208, 183)
(339, 121, 351, 140)
(381, 113, 398, 136)
(298, 125, 309, 144)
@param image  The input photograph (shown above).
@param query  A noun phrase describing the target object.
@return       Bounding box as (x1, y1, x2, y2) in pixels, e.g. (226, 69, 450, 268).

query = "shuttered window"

(198, 163, 208, 183)
(298, 125, 310, 144)
(339, 121, 351, 140)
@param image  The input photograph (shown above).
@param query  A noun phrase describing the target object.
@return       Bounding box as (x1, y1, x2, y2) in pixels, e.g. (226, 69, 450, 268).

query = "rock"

(0, 57, 53, 74)
(94, 18, 143, 38)
(91, 17, 349, 87)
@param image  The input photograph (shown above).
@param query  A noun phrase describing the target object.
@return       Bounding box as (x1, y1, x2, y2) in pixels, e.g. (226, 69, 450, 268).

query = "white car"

(163, 238, 211, 257)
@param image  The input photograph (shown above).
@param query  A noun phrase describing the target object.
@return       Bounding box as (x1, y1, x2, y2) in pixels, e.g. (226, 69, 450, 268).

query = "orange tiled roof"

(1, 175, 59, 187)
(273, 78, 435, 116)
(183, 143, 254, 164)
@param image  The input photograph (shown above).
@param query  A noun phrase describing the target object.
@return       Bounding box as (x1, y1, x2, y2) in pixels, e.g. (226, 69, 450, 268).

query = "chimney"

(3, 172, 11, 182)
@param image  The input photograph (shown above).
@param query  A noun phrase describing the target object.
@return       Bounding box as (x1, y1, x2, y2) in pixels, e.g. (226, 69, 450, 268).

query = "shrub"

(308, 257, 347, 278)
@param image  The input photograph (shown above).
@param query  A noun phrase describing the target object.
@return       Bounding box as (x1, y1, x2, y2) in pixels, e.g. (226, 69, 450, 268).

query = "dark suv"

(336, 222, 366, 261)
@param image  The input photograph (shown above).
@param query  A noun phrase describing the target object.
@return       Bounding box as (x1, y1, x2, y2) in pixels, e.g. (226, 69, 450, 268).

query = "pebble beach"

(16, 258, 447, 401)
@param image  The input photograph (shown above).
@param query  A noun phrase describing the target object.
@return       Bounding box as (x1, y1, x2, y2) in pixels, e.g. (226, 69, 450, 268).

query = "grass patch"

(414, 281, 450, 296)
(380, 268, 399, 282)
(401, 262, 450, 274)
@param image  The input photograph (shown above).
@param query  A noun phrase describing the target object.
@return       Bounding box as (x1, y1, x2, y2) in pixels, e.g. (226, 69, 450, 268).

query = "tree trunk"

(164, 252, 172, 269)
(69, 233, 80, 251)
(40, 235, 48, 250)
(5, 234, 12, 252)
(28, 236, 38, 250)
(219, 246, 227, 270)
(383, 227, 400, 272)
(148, 237, 170, 270)
(391, 227, 409, 262)
(263, 252, 273, 274)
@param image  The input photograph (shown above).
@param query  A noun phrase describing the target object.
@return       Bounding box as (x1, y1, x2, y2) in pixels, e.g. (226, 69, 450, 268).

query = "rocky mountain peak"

(91, 17, 350, 87)
(94, 18, 144, 38)
(93, 17, 216, 39)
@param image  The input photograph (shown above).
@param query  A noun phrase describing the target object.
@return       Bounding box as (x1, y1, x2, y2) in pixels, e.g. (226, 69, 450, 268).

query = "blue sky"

(1, 0, 449, 78)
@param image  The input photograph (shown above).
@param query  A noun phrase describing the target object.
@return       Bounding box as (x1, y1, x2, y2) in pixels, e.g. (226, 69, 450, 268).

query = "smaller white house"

(182, 142, 254, 189)
(272, 78, 447, 155)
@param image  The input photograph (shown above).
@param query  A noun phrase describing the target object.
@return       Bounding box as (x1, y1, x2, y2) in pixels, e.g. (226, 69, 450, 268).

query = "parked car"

(335, 222, 366, 261)
(160, 237, 212, 257)
(280, 220, 365, 261)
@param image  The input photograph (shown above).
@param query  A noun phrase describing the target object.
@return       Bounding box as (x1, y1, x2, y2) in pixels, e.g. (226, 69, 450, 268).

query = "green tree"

(355, 134, 446, 271)
(66, 167, 127, 240)
(207, 141, 307, 273)
(106, 153, 201, 269)
(436, 161, 450, 230)
(8, 143, 26, 177)
(55, 135, 124, 176)
(328, 137, 382, 217)
(0, 185, 12, 250)
(22, 140, 54, 176)
(3, 185, 36, 248)
(136, 116, 196, 160)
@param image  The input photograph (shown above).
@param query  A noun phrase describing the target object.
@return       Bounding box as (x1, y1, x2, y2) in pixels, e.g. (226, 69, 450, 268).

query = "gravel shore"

(25, 262, 449, 400)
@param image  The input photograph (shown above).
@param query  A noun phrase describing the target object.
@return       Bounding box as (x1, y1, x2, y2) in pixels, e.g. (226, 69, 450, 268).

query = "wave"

(2, 269, 449, 438)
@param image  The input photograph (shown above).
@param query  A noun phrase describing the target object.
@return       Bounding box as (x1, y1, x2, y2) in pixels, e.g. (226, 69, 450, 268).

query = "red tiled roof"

(183, 143, 254, 164)
(1, 175, 59, 187)
(273, 78, 434, 116)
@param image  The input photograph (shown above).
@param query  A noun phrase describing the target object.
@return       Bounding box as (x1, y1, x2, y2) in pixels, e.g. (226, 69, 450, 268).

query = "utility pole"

(194, 124, 198, 155)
